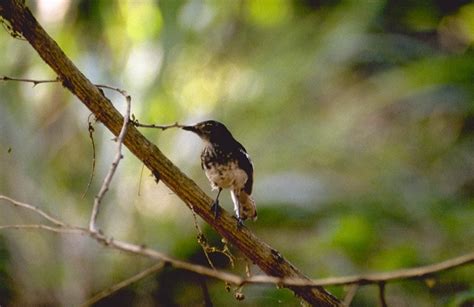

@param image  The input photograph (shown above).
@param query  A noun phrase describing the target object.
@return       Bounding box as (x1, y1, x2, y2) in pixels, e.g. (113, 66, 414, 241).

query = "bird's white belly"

(205, 162, 248, 190)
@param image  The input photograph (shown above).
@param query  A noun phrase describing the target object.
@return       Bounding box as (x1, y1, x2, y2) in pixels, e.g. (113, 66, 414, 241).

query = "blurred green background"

(1, 0, 474, 306)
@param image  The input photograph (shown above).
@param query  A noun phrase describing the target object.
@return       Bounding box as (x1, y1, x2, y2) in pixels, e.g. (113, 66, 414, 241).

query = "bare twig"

(81, 114, 97, 199)
(199, 277, 213, 307)
(95, 84, 129, 98)
(88, 88, 131, 232)
(190, 205, 235, 271)
(343, 284, 359, 306)
(0, 224, 84, 234)
(0, 75, 59, 86)
(137, 164, 145, 196)
(132, 120, 184, 130)
(81, 262, 165, 306)
(378, 282, 387, 307)
(0, 195, 68, 227)
(192, 207, 217, 270)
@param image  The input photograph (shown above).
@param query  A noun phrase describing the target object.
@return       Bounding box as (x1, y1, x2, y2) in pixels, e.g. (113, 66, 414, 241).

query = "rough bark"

(0, 1, 342, 305)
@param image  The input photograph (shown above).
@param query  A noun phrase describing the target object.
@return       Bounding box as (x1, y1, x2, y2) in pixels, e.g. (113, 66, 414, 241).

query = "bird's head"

(182, 120, 233, 143)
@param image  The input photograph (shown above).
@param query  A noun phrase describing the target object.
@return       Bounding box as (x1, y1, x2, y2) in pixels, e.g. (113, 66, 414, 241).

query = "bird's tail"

(231, 189, 257, 221)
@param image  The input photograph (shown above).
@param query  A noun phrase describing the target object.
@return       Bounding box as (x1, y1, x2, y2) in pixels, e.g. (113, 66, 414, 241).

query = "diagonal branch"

(0, 1, 340, 305)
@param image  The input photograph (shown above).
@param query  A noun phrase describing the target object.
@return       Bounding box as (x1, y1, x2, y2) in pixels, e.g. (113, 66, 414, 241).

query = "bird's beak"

(182, 125, 197, 133)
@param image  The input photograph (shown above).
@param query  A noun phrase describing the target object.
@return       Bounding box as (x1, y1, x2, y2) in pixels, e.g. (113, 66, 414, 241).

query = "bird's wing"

(237, 146, 254, 194)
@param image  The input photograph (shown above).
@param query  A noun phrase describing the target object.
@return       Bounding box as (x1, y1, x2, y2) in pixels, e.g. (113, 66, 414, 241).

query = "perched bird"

(182, 120, 257, 226)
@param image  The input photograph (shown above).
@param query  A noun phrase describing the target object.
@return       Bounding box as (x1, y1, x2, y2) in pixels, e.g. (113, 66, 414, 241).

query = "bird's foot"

(236, 217, 244, 228)
(210, 200, 220, 219)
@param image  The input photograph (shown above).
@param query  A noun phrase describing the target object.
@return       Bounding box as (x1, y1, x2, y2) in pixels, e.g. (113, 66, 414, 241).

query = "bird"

(182, 120, 257, 226)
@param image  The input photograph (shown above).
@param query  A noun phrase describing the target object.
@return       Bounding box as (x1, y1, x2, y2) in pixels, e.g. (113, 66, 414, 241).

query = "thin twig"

(190, 205, 235, 270)
(0, 224, 84, 234)
(88, 88, 131, 232)
(378, 282, 387, 307)
(0, 75, 59, 86)
(81, 114, 97, 199)
(137, 164, 145, 196)
(95, 84, 129, 97)
(190, 205, 216, 269)
(199, 277, 214, 307)
(132, 119, 184, 130)
(81, 262, 165, 306)
(0, 195, 68, 227)
(191, 206, 236, 297)
(343, 284, 359, 306)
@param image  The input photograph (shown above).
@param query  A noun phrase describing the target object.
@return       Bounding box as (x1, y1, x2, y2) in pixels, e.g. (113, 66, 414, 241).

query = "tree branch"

(0, 1, 342, 305)
(1, 194, 474, 304)
(89, 85, 131, 232)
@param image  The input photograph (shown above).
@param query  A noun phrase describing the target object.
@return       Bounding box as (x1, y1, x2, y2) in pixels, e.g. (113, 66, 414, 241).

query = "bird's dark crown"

(182, 120, 235, 144)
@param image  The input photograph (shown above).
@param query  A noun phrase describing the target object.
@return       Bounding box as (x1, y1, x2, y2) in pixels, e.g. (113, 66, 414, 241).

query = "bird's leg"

(235, 200, 244, 228)
(211, 188, 222, 218)
(236, 216, 244, 228)
(231, 189, 245, 228)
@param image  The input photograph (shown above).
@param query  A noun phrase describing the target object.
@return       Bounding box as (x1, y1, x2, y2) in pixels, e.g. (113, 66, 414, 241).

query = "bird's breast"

(203, 160, 248, 189)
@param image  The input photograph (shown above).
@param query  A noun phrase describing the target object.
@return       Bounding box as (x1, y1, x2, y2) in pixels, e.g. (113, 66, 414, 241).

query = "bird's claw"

(210, 201, 220, 218)
(236, 217, 244, 228)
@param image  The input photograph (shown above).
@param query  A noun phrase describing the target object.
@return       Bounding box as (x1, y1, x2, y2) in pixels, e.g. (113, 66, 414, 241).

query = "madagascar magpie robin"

(182, 120, 257, 226)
